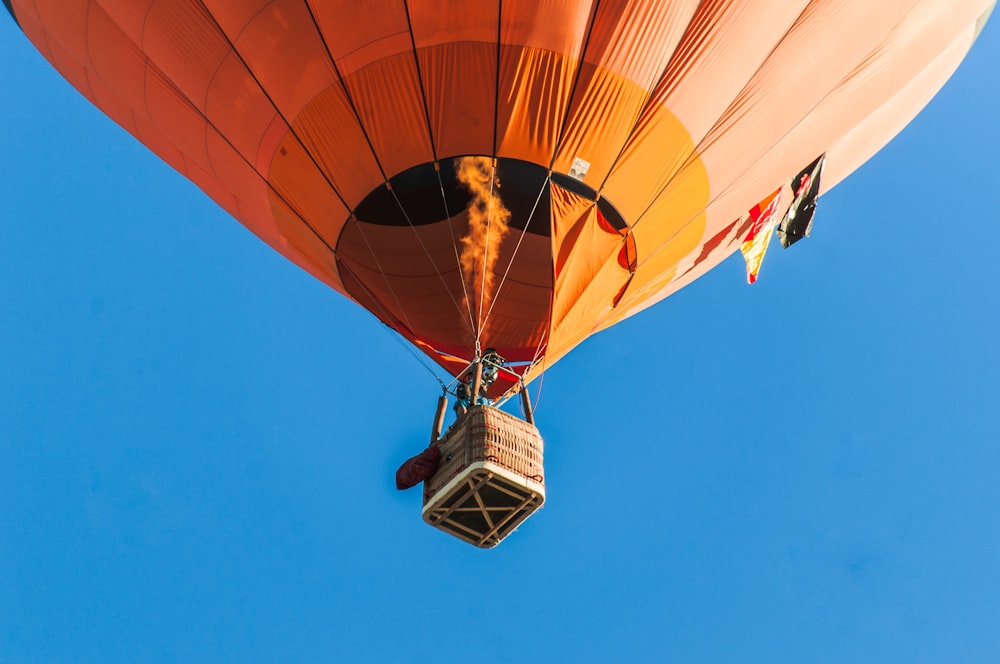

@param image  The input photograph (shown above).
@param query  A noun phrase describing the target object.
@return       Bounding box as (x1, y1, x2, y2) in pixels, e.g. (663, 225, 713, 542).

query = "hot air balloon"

(6, 0, 994, 545)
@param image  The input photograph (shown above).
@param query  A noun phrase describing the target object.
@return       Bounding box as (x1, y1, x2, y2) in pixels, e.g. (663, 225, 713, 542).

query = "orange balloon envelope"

(6, 0, 994, 392)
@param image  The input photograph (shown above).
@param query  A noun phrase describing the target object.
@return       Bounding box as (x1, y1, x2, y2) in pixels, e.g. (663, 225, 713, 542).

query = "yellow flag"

(740, 189, 783, 284)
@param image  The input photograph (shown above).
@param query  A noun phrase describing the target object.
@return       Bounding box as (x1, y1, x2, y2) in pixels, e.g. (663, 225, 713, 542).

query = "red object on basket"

(395, 445, 442, 490)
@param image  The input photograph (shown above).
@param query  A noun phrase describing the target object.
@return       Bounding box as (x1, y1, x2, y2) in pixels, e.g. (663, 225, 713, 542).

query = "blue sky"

(2, 14, 999, 663)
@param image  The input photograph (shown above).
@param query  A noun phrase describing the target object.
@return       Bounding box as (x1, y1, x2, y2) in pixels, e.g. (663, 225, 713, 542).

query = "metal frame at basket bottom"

(422, 461, 545, 548)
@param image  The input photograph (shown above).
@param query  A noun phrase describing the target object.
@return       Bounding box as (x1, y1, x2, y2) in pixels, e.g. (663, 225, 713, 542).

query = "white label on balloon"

(568, 157, 590, 181)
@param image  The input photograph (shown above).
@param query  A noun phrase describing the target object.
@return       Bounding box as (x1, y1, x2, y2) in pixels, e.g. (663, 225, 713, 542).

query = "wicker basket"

(422, 405, 545, 548)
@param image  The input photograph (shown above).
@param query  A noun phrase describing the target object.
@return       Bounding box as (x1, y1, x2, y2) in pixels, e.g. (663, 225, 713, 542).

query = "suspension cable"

(434, 164, 478, 341)
(481, 172, 550, 333)
(475, 159, 499, 345)
(387, 184, 472, 334)
(338, 260, 447, 390)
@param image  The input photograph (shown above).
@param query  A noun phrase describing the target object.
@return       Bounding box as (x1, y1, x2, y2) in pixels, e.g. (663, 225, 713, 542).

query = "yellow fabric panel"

(548, 184, 625, 356)
(602, 0, 809, 219)
(605, 2, 988, 327)
(342, 54, 435, 178)
(550, 64, 651, 188)
(603, 160, 708, 323)
(417, 42, 496, 158)
(551, 0, 698, 187)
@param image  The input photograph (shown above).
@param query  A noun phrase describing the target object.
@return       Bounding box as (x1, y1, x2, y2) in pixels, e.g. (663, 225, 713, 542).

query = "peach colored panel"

(93, 0, 155, 44)
(142, 0, 232, 108)
(603, 0, 810, 220)
(608, 9, 986, 329)
(417, 42, 496, 158)
(342, 54, 435, 179)
(407, 0, 498, 47)
(686, 0, 924, 201)
(308, 0, 411, 76)
(289, 85, 386, 207)
(204, 51, 282, 162)
(227, 0, 340, 121)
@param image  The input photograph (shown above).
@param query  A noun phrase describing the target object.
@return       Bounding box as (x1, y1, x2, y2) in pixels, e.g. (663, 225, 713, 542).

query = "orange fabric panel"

(205, 52, 283, 162)
(336, 219, 473, 346)
(408, 0, 498, 47)
(495, 0, 594, 162)
(336, 214, 552, 363)
(269, 196, 348, 294)
(197, 0, 270, 37)
(496, 46, 576, 164)
(341, 54, 435, 177)
(15, 8, 96, 105)
(550, 64, 651, 188)
(267, 133, 350, 245)
(417, 42, 496, 159)
(143, 64, 214, 169)
(288, 85, 386, 207)
(141, 0, 232, 108)
(85, 6, 148, 112)
(224, 0, 340, 122)
(501, 0, 594, 54)
(27, 0, 89, 60)
(549, 183, 625, 353)
(308, 0, 411, 77)
(408, 0, 499, 156)
(93, 0, 155, 44)
(551, 0, 698, 184)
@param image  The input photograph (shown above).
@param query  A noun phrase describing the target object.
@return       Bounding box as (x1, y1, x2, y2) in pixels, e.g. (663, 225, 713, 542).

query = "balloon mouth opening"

(350, 156, 628, 235)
